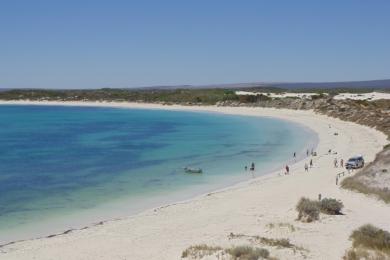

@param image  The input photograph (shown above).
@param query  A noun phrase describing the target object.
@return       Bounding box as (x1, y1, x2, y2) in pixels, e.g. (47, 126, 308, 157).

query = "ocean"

(0, 105, 317, 243)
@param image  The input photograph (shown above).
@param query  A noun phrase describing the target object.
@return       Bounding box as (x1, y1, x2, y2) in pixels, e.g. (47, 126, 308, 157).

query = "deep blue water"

(0, 105, 316, 242)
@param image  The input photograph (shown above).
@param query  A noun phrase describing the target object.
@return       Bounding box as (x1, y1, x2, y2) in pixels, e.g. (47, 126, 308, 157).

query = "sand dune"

(333, 92, 390, 101)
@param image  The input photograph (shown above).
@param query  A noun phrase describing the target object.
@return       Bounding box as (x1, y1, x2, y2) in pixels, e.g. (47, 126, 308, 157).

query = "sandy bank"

(0, 100, 389, 259)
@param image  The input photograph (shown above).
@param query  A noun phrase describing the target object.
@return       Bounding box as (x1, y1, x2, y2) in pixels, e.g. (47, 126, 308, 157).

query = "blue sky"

(1, 0, 389, 88)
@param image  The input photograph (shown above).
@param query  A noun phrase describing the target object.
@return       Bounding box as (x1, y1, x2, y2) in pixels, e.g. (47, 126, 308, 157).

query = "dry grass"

(343, 224, 390, 259)
(350, 224, 390, 254)
(228, 232, 306, 253)
(256, 237, 293, 249)
(266, 222, 296, 232)
(296, 197, 344, 222)
(319, 198, 344, 215)
(181, 243, 272, 259)
(226, 245, 270, 260)
(296, 197, 320, 222)
(181, 244, 222, 258)
(342, 177, 390, 203)
(343, 248, 388, 260)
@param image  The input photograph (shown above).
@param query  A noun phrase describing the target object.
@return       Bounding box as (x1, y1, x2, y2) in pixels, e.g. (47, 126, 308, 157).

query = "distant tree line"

(0, 87, 387, 105)
(0, 88, 240, 105)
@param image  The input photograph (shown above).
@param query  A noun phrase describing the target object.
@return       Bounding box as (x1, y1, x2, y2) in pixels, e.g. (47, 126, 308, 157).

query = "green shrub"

(350, 224, 390, 253)
(319, 198, 344, 215)
(296, 197, 320, 222)
(226, 245, 269, 260)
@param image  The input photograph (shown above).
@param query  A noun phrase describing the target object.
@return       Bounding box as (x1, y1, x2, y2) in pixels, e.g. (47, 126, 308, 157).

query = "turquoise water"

(0, 105, 317, 243)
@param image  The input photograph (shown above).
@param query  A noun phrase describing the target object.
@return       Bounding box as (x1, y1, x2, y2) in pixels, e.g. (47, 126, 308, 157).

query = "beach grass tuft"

(228, 232, 306, 253)
(181, 243, 272, 259)
(296, 197, 320, 222)
(343, 247, 388, 260)
(350, 224, 390, 253)
(226, 245, 270, 259)
(342, 177, 390, 203)
(266, 222, 296, 232)
(181, 244, 222, 258)
(318, 198, 344, 215)
(296, 197, 344, 222)
(343, 224, 390, 259)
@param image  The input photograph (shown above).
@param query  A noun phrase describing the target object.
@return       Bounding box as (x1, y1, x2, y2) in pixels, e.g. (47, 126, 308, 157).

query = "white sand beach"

(0, 101, 389, 259)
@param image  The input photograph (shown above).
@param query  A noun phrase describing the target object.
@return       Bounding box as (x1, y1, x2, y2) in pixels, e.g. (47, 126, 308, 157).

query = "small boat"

(184, 167, 203, 174)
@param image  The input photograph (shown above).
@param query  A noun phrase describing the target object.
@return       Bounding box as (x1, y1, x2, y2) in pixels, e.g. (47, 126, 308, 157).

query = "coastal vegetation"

(181, 244, 222, 259)
(228, 233, 296, 250)
(314, 95, 390, 204)
(227, 232, 308, 257)
(296, 197, 344, 222)
(0, 88, 239, 105)
(182, 232, 307, 259)
(266, 222, 296, 232)
(181, 244, 271, 259)
(296, 197, 320, 222)
(0, 87, 388, 107)
(318, 198, 344, 215)
(341, 147, 390, 203)
(344, 224, 390, 259)
(226, 245, 270, 260)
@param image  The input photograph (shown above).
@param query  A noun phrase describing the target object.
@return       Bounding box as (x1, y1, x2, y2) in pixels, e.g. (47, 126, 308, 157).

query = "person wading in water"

(250, 162, 255, 171)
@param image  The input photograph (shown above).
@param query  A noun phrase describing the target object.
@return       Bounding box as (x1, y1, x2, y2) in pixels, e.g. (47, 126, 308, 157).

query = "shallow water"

(0, 105, 317, 242)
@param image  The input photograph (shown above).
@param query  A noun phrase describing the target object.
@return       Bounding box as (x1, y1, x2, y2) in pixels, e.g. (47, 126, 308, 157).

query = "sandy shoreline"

(0, 100, 389, 259)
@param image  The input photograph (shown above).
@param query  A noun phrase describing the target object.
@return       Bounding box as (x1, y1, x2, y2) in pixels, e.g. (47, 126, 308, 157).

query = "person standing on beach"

(334, 158, 338, 168)
(306, 149, 309, 156)
(310, 159, 313, 168)
(285, 165, 290, 175)
(340, 159, 344, 168)
(304, 163, 308, 172)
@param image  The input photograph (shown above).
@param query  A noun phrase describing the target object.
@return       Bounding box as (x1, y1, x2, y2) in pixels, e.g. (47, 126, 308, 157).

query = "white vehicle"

(345, 155, 364, 169)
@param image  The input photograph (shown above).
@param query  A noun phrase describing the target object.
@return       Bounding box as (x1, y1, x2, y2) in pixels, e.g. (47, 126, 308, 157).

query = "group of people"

(246, 147, 319, 176)
(244, 142, 349, 186)
(286, 148, 316, 175)
(303, 149, 315, 173)
(244, 162, 256, 172)
(306, 148, 316, 156)
(304, 158, 313, 172)
(333, 158, 344, 168)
